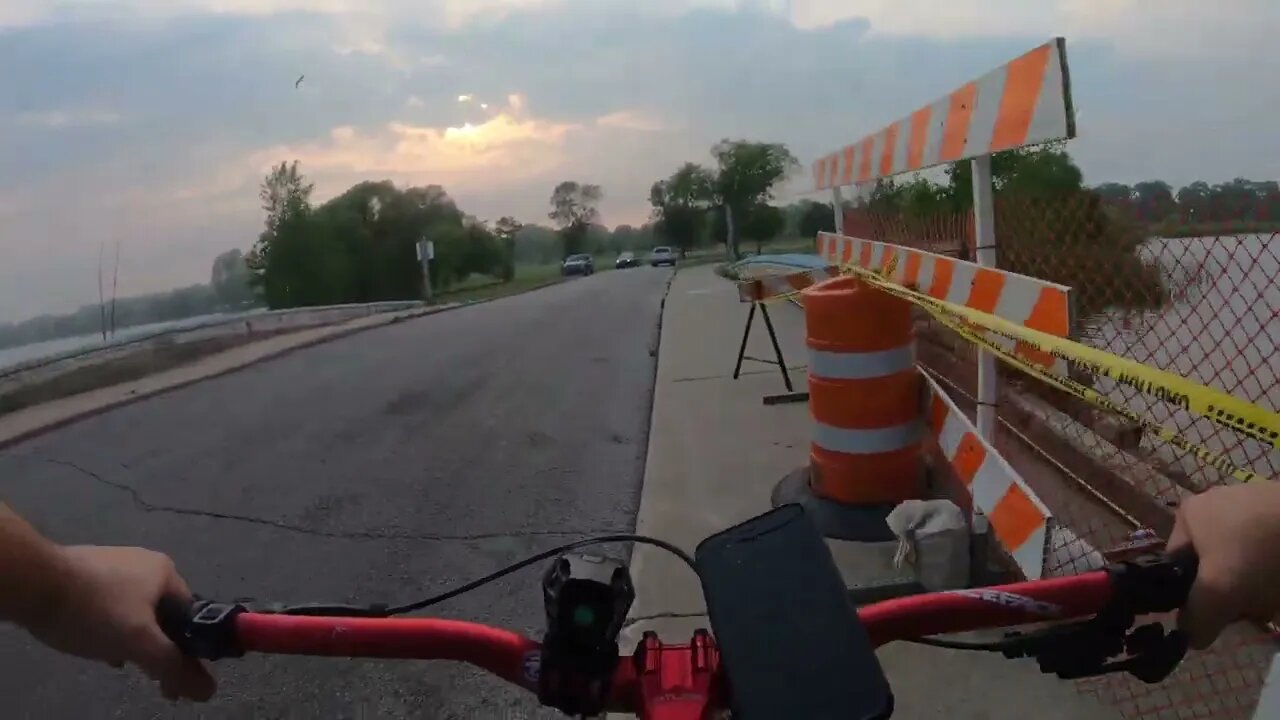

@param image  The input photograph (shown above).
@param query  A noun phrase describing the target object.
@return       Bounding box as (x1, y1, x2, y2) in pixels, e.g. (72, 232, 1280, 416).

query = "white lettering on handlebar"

(522, 650, 542, 685)
(948, 589, 1063, 618)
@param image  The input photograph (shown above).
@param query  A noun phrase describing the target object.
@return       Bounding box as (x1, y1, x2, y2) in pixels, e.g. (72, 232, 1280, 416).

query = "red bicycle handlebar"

(236, 614, 543, 692)
(218, 570, 1117, 718)
(860, 570, 1113, 646)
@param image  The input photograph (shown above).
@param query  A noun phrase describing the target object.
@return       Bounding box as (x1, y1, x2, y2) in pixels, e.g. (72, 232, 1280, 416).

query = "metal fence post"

(831, 187, 845, 235)
(416, 239, 434, 302)
(971, 155, 997, 440)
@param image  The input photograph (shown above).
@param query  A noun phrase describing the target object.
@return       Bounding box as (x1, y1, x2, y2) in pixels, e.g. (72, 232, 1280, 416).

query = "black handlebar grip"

(1165, 546, 1200, 607)
(156, 595, 195, 655)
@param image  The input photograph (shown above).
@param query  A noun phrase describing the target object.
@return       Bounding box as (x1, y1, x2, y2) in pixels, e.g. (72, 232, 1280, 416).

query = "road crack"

(4, 453, 627, 543)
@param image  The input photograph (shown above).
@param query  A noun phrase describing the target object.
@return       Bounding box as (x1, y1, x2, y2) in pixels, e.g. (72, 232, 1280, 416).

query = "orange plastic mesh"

(842, 196, 1279, 719)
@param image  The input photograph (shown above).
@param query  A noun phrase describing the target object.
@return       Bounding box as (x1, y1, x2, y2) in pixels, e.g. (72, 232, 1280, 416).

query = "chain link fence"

(844, 197, 1279, 719)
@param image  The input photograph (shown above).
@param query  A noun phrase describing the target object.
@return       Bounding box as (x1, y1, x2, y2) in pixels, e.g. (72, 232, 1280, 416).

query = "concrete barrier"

(0, 302, 422, 413)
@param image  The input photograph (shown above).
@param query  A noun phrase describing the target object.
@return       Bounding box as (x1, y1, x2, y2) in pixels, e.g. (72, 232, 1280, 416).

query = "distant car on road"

(649, 246, 677, 267)
(561, 254, 594, 276)
(615, 251, 639, 269)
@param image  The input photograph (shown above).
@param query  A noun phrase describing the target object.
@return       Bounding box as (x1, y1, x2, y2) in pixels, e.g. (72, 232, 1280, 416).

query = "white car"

(648, 247, 677, 267)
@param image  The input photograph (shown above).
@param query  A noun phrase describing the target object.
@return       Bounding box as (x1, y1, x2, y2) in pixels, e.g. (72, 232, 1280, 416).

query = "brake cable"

(250, 534, 696, 618)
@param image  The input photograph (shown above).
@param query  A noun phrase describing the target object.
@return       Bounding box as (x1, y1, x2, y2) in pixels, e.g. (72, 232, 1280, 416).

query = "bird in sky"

(295, 74, 305, 89)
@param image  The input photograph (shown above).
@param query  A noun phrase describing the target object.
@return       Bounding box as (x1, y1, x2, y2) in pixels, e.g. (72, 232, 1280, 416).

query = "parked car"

(649, 246, 677, 267)
(561, 254, 594, 276)
(615, 251, 639, 269)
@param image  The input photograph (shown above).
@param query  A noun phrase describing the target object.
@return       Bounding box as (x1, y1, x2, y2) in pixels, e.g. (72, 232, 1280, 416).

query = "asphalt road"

(0, 266, 673, 719)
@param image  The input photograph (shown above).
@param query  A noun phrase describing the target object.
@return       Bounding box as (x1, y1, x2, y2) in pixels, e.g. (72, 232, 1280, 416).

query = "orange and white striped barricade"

(732, 265, 840, 402)
(772, 275, 925, 542)
(922, 371, 1054, 580)
(816, 231, 1074, 373)
(810, 37, 1076, 442)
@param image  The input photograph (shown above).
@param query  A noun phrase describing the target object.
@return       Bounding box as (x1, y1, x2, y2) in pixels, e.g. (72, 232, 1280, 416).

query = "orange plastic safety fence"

(843, 196, 1280, 720)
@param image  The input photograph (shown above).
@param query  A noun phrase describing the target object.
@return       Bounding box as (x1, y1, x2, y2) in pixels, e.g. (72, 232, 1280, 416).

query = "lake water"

(1084, 234, 1279, 484)
(0, 312, 243, 372)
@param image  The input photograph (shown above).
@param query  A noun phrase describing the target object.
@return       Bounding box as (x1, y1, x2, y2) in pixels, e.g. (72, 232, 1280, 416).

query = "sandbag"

(886, 499, 971, 591)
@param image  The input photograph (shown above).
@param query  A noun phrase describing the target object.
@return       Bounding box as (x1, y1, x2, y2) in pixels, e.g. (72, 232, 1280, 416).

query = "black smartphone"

(695, 504, 894, 720)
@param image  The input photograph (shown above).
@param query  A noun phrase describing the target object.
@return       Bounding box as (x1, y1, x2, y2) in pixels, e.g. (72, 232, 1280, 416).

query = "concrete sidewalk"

(622, 263, 1120, 719)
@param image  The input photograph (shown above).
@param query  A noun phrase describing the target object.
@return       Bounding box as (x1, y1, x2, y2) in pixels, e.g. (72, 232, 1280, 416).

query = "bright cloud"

(1, 0, 1276, 322)
(596, 110, 665, 133)
(245, 101, 581, 198)
(13, 109, 122, 128)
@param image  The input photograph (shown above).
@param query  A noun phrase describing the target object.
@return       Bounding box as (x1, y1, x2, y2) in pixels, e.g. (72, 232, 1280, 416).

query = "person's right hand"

(1167, 481, 1280, 650)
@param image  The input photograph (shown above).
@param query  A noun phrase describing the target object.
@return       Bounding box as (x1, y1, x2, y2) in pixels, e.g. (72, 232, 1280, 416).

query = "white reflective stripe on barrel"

(813, 419, 923, 455)
(808, 345, 915, 380)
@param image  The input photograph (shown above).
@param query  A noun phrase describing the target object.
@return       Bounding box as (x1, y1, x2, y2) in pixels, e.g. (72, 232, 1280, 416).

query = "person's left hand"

(25, 545, 216, 701)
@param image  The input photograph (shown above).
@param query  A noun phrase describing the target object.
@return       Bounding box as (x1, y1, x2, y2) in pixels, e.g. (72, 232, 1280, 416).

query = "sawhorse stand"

(732, 301, 809, 405)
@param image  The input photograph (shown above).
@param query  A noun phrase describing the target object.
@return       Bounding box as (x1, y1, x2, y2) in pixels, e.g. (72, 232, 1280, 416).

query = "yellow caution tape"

(836, 261, 1280, 457)
(926, 300, 1267, 484)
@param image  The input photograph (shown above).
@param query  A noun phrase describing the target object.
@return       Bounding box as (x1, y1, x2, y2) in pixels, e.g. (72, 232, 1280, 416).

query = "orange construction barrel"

(803, 276, 923, 504)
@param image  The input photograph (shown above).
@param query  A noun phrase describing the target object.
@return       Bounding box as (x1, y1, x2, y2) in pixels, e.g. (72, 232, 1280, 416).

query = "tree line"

(9, 141, 1272, 348)
(1094, 178, 1280, 233)
(843, 145, 1280, 238)
(0, 284, 230, 351)
(244, 161, 516, 308)
(647, 140, 799, 259)
(0, 247, 259, 351)
(839, 144, 1166, 319)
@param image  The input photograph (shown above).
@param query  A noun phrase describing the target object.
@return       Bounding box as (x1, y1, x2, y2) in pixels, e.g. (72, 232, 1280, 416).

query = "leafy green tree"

(548, 181, 603, 258)
(650, 163, 714, 257)
(866, 178, 906, 215)
(946, 144, 1084, 207)
(1132, 181, 1176, 221)
(494, 216, 523, 281)
(245, 161, 511, 307)
(900, 178, 950, 220)
(210, 249, 255, 308)
(798, 201, 836, 238)
(1176, 181, 1213, 221)
(247, 160, 315, 307)
(710, 140, 798, 259)
(740, 203, 785, 254)
(1094, 183, 1134, 204)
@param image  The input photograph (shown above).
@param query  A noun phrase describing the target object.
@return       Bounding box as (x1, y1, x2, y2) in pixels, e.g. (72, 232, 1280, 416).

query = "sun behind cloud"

(247, 94, 582, 195)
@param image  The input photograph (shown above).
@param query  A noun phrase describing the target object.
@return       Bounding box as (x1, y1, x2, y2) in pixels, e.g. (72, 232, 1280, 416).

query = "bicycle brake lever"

(1004, 553, 1196, 685)
(1022, 622, 1188, 684)
(157, 597, 247, 660)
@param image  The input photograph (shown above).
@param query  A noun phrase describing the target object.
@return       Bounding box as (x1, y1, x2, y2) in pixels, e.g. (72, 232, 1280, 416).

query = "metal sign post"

(416, 239, 435, 302)
(971, 155, 998, 441)
(830, 186, 845, 235)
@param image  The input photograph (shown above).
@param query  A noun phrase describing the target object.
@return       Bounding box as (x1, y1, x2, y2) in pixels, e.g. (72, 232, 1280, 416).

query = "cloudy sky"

(2, 0, 1277, 321)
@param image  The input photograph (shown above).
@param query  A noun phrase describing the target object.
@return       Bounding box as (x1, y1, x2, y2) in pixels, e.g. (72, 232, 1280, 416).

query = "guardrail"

(0, 302, 423, 406)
